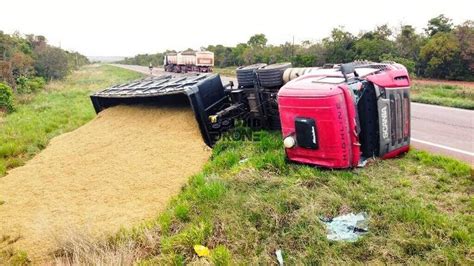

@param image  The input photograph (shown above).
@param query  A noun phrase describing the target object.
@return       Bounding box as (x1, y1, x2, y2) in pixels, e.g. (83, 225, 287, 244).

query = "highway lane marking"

(411, 102, 474, 114)
(411, 138, 474, 156)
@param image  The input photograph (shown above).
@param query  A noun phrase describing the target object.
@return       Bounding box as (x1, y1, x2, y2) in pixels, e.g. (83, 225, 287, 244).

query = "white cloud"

(1, 0, 472, 56)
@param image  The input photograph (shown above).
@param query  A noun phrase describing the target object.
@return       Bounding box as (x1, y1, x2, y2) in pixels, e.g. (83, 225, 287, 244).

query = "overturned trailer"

(90, 74, 231, 147)
(91, 61, 411, 169)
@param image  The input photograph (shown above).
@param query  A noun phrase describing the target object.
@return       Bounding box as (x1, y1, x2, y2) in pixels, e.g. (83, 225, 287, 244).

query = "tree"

(247, 34, 267, 47)
(425, 14, 453, 37)
(34, 46, 70, 80)
(395, 25, 423, 59)
(206, 44, 233, 67)
(66, 51, 90, 70)
(231, 43, 248, 66)
(11, 52, 34, 78)
(354, 25, 396, 61)
(307, 43, 327, 66)
(454, 20, 474, 76)
(419, 32, 460, 78)
(323, 27, 356, 63)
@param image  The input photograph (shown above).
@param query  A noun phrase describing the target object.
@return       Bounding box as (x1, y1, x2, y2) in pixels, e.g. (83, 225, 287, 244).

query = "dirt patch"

(0, 105, 210, 261)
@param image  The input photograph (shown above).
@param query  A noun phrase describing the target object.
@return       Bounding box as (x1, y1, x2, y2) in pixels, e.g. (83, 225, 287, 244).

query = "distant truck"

(164, 51, 214, 73)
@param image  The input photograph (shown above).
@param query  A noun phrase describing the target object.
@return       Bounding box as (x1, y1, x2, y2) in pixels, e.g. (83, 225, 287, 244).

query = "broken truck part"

(90, 61, 411, 169)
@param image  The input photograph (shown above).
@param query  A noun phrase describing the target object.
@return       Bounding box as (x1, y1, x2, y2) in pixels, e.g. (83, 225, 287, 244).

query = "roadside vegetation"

(51, 131, 472, 265)
(213, 67, 237, 77)
(0, 65, 143, 176)
(411, 83, 474, 109)
(1, 31, 91, 114)
(0, 31, 89, 89)
(121, 15, 473, 81)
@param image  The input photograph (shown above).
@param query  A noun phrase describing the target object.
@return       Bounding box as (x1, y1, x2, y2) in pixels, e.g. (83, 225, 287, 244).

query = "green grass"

(56, 131, 472, 264)
(411, 84, 474, 109)
(213, 67, 237, 77)
(0, 65, 144, 176)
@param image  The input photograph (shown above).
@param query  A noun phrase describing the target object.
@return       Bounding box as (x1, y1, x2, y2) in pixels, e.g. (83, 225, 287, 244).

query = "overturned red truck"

(90, 61, 410, 169)
(278, 63, 410, 168)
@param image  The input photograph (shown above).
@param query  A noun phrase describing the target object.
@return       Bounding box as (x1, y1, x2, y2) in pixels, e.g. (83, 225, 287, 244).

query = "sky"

(0, 0, 472, 57)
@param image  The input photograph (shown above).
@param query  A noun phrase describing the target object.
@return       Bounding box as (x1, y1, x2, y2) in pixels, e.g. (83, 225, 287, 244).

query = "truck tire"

(256, 63, 292, 88)
(236, 63, 267, 88)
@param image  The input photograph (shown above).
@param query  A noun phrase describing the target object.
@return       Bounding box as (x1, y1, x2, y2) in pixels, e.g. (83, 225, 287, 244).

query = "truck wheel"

(256, 63, 292, 88)
(236, 63, 267, 88)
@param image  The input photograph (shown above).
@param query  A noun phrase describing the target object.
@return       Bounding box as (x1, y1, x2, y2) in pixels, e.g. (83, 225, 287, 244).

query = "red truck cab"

(278, 63, 411, 168)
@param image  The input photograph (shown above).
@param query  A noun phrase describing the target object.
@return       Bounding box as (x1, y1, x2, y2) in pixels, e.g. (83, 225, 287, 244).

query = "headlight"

(283, 135, 296, 148)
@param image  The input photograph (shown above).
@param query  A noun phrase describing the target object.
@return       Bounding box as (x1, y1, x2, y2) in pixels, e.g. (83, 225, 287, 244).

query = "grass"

(0, 65, 144, 176)
(213, 67, 237, 77)
(53, 131, 473, 265)
(410, 83, 474, 109)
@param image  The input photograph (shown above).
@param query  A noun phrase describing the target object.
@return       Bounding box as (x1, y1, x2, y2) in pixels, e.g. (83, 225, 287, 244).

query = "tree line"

(0, 31, 89, 92)
(120, 15, 473, 81)
(0, 31, 89, 112)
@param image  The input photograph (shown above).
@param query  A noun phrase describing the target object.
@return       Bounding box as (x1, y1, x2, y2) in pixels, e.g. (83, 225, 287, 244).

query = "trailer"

(164, 51, 214, 73)
(91, 61, 411, 169)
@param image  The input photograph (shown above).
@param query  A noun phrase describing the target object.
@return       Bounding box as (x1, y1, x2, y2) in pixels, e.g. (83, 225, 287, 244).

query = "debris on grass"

(321, 212, 369, 242)
(194, 245, 210, 257)
(275, 249, 284, 266)
(239, 158, 249, 164)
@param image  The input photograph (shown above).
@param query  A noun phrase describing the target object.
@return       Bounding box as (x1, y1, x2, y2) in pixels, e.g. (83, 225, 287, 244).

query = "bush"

(0, 82, 15, 113)
(34, 46, 70, 80)
(381, 54, 416, 76)
(211, 245, 232, 265)
(16, 76, 46, 94)
(27, 77, 46, 92)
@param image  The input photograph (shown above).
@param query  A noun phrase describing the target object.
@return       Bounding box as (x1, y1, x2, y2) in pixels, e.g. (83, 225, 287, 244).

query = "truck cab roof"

(279, 63, 409, 98)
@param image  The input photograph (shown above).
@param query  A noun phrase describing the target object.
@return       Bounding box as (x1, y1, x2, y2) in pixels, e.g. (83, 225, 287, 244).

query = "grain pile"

(0, 105, 210, 260)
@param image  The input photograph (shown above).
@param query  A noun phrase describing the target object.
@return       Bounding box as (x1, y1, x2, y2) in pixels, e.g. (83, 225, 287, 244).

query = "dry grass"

(0, 105, 210, 262)
(53, 230, 153, 265)
(213, 67, 237, 77)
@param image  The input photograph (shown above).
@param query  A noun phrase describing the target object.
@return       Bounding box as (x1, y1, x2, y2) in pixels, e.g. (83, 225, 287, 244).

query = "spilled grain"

(0, 105, 210, 260)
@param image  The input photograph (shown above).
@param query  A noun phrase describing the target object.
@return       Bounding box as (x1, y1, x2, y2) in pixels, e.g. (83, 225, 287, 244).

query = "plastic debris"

(275, 249, 284, 266)
(194, 245, 210, 257)
(357, 158, 368, 167)
(321, 212, 369, 242)
(239, 158, 249, 164)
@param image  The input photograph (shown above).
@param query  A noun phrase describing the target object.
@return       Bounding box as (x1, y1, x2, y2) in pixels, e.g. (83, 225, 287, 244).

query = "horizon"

(1, 0, 472, 57)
